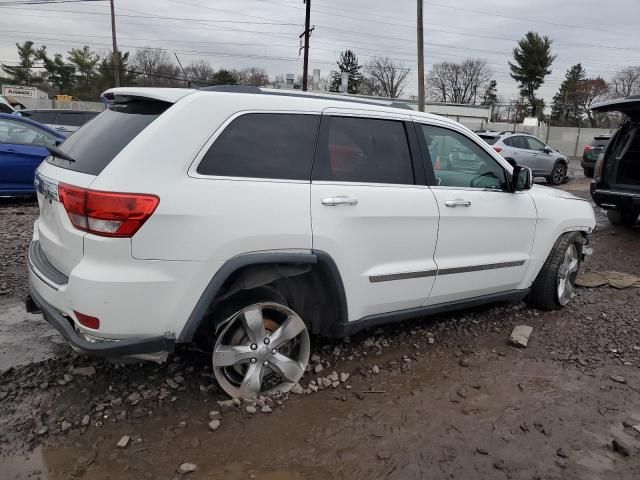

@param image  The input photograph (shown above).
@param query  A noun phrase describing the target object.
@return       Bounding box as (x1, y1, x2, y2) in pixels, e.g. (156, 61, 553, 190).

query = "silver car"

(479, 133, 569, 185)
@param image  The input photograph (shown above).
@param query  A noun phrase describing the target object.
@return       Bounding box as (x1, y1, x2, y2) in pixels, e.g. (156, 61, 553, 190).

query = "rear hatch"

(35, 98, 172, 276)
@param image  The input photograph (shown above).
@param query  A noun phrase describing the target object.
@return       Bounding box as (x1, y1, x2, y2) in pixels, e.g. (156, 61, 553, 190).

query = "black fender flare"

(178, 250, 348, 342)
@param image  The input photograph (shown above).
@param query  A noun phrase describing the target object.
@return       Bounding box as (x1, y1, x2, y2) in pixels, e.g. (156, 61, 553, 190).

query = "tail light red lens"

(74, 311, 100, 330)
(584, 145, 593, 153)
(492, 146, 503, 153)
(58, 184, 159, 238)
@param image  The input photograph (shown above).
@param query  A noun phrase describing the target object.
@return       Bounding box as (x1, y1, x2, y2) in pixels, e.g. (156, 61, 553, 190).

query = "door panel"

(0, 143, 46, 192)
(415, 123, 538, 304)
(311, 112, 439, 321)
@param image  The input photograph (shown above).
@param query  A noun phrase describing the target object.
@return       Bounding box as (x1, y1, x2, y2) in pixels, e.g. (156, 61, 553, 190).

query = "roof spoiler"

(591, 95, 640, 113)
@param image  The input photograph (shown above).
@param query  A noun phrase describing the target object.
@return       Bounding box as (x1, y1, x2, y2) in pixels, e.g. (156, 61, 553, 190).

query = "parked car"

(478, 132, 569, 185)
(0, 96, 16, 114)
(582, 134, 612, 178)
(590, 96, 640, 226)
(25, 86, 595, 399)
(0, 113, 65, 196)
(19, 109, 100, 136)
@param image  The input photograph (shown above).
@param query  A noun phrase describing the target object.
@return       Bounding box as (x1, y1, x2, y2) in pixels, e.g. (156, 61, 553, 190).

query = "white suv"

(26, 86, 596, 398)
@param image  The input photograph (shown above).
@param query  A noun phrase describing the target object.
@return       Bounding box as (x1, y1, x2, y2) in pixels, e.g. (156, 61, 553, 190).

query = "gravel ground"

(1, 173, 640, 479)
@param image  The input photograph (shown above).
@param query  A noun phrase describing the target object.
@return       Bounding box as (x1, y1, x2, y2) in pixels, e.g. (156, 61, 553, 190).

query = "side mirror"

(543, 147, 553, 154)
(511, 165, 533, 192)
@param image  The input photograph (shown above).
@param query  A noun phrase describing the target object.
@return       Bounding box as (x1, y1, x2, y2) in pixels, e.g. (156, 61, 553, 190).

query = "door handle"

(321, 195, 358, 206)
(444, 199, 471, 208)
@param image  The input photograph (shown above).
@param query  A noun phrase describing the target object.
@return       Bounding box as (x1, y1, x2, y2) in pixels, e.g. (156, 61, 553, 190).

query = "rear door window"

(197, 113, 320, 180)
(48, 101, 170, 175)
(312, 116, 414, 185)
(479, 135, 499, 145)
(525, 136, 546, 151)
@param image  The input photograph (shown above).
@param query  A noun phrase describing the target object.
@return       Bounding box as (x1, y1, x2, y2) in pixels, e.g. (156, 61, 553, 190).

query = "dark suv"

(582, 134, 612, 177)
(19, 109, 100, 136)
(590, 96, 640, 226)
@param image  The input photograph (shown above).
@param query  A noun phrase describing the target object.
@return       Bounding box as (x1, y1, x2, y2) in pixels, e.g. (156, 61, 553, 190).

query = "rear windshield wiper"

(46, 145, 76, 163)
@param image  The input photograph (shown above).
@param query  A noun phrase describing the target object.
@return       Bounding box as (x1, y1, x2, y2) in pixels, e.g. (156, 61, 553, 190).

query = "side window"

(503, 137, 514, 147)
(0, 119, 57, 147)
(197, 113, 320, 180)
(28, 111, 58, 124)
(526, 136, 546, 151)
(420, 124, 507, 190)
(313, 116, 414, 185)
(512, 136, 529, 149)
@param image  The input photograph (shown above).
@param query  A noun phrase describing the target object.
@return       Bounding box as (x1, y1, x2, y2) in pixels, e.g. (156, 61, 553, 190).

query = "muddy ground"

(1, 167, 640, 480)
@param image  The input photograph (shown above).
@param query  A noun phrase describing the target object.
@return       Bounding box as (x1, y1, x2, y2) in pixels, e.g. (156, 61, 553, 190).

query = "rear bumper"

(581, 156, 597, 168)
(26, 280, 175, 357)
(590, 186, 640, 209)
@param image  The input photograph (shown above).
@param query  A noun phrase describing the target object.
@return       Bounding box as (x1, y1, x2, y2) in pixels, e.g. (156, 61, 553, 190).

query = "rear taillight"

(58, 183, 159, 238)
(492, 146, 503, 153)
(584, 145, 593, 153)
(74, 311, 100, 329)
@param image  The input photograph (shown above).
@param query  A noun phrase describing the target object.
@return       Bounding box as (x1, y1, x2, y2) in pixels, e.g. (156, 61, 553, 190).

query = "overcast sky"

(1, 0, 639, 104)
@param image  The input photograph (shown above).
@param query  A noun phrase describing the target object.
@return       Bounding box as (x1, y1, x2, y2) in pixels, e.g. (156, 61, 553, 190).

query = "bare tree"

(575, 77, 610, 127)
(184, 59, 214, 85)
(363, 57, 410, 98)
(236, 67, 269, 86)
(610, 66, 640, 98)
(426, 58, 491, 104)
(132, 48, 183, 87)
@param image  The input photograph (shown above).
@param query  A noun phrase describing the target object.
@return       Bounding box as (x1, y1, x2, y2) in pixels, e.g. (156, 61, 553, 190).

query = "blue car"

(0, 113, 65, 196)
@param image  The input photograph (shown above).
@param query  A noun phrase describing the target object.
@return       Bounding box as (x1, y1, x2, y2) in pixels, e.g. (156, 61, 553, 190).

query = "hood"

(532, 184, 585, 201)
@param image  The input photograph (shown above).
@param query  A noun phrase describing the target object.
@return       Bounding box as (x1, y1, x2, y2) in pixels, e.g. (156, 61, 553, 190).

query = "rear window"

(57, 111, 88, 127)
(24, 111, 58, 124)
(48, 101, 169, 175)
(479, 135, 499, 145)
(197, 113, 320, 180)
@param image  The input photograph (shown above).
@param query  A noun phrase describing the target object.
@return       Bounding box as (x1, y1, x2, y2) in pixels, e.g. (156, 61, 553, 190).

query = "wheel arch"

(178, 250, 348, 343)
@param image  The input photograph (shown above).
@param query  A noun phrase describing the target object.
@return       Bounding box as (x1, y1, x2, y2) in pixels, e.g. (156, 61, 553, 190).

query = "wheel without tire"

(547, 162, 567, 185)
(607, 209, 639, 227)
(212, 300, 310, 399)
(583, 167, 594, 178)
(528, 233, 582, 310)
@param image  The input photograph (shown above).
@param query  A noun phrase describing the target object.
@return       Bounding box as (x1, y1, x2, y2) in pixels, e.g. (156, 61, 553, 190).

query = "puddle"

(0, 298, 67, 371)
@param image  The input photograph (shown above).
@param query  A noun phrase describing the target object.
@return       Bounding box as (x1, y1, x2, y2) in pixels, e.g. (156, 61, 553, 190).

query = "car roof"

(0, 112, 66, 138)
(102, 86, 461, 127)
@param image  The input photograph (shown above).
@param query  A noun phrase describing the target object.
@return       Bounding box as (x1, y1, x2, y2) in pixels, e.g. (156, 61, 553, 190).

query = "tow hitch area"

(24, 295, 41, 314)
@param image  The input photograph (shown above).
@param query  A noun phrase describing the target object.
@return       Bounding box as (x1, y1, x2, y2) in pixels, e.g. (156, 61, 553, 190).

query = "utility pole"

(110, 0, 120, 87)
(301, 0, 311, 91)
(417, 0, 425, 111)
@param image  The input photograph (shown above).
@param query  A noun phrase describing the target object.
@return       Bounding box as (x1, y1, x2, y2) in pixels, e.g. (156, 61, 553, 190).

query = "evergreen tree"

(481, 80, 498, 106)
(509, 32, 556, 117)
(67, 46, 100, 100)
(210, 68, 238, 85)
(96, 51, 136, 91)
(329, 50, 363, 94)
(0, 41, 46, 85)
(550, 63, 586, 125)
(40, 52, 76, 94)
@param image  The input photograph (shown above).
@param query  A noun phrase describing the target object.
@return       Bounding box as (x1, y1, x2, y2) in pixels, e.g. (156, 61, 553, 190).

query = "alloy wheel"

(551, 164, 567, 185)
(557, 243, 579, 306)
(212, 302, 310, 398)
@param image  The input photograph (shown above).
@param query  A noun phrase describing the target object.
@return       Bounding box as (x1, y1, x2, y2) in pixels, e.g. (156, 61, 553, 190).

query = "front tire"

(528, 233, 582, 310)
(211, 292, 310, 399)
(547, 162, 568, 185)
(607, 208, 639, 226)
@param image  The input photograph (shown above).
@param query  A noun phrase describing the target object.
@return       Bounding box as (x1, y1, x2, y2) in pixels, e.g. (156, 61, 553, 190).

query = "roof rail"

(199, 85, 414, 111)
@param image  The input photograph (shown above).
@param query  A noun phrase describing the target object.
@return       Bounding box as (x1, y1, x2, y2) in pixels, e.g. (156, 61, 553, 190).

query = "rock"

(476, 447, 488, 455)
(246, 405, 257, 414)
(428, 337, 435, 345)
(116, 435, 130, 448)
(493, 460, 505, 470)
(308, 383, 318, 392)
(81, 415, 91, 427)
(166, 379, 180, 390)
(72, 366, 96, 377)
(35, 426, 48, 436)
(314, 364, 324, 374)
(327, 371, 339, 383)
(459, 357, 471, 368)
(340, 372, 350, 383)
(290, 383, 304, 395)
(126, 392, 141, 405)
(232, 397, 241, 406)
(217, 399, 236, 413)
(261, 405, 272, 413)
(510, 325, 533, 347)
(177, 463, 197, 474)
(321, 377, 332, 389)
(610, 375, 627, 384)
(377, 450, 392, 460)
(612, 435, 635, 456)
(457, 386, 468, 399)
(61, 420, 72, 432)
(39, 382, 49, 390)
(310, 353, 321, 363)
(208, 420, 221, 431)
(177, 421, 187, 429)
(208, 411, 221, 421)
(372, 365, 380, 375)
(63, 373, 74, 383)
(556, 448, 568, 458)
(331, 381, 340, 389)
